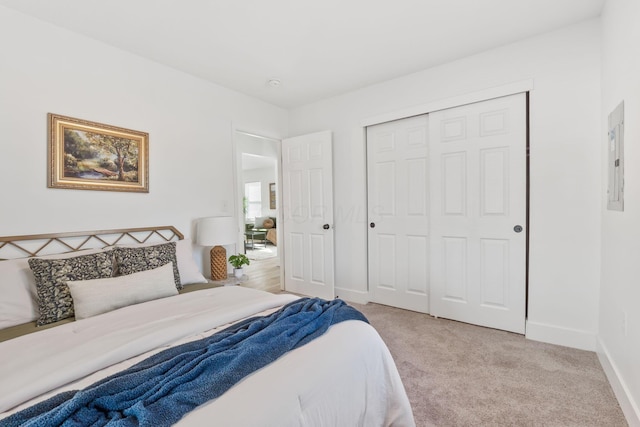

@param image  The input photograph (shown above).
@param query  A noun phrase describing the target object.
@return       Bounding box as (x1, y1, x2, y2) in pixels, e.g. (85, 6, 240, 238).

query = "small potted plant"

(228, 253, 250, 278)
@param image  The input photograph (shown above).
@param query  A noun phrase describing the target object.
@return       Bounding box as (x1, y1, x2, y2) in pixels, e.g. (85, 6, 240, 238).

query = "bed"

(0, 226, 414, 426)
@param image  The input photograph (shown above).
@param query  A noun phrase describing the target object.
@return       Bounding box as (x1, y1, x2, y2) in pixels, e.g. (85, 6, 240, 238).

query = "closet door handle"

(323, 224, 330, 230)
(370, 222, 376, 228)
(514, 225, 523, 233)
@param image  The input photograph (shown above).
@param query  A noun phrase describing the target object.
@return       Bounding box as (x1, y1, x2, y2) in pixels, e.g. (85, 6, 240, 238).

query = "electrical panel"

(607, 101, 624, 211)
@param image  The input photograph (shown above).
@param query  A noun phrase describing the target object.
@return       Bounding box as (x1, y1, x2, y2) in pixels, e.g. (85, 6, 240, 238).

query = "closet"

(367, 93, 527, 333)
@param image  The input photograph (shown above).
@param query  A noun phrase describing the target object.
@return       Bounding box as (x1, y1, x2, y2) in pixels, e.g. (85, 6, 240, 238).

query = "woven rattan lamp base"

(210, 245, 228, 281)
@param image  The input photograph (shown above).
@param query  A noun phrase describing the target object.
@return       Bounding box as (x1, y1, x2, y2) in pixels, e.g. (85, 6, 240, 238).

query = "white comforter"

(0, 287, 414, 426)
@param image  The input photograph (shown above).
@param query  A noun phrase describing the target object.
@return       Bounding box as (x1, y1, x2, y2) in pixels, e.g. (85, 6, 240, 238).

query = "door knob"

(370, 222, 376, 228)
(323, 224, 330, 230)
(514, 225, 523, 233)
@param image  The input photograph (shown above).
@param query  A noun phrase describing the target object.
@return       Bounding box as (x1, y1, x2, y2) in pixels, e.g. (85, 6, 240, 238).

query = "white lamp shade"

(197, 217, 237, 246)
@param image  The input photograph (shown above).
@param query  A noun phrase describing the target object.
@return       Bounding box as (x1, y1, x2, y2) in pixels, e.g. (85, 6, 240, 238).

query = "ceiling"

(0, 0, 604, 108)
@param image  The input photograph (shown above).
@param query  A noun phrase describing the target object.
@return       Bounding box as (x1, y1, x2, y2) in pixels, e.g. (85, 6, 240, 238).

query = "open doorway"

(242, 155, 277, 259)
(234, 131, 282, 293)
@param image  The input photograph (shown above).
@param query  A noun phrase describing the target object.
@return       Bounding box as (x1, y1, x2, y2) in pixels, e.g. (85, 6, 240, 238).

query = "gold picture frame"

(48, 113, 149, 193)
(269, 182, 276, 209)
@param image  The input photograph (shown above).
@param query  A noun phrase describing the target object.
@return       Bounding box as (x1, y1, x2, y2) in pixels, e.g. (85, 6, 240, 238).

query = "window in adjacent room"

(244, 182, 262, 221)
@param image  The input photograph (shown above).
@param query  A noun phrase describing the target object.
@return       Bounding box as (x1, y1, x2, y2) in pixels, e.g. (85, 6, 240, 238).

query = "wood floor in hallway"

(241, 255, 281, 294)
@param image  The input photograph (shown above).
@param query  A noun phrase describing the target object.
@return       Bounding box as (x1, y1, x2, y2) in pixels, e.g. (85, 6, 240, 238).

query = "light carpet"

(352, 302, 627, 427)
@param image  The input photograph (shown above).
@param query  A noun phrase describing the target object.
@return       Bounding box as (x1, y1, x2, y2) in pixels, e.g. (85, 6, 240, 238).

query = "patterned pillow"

(113, 242, 181, 289)
(28, 251, 115, 326)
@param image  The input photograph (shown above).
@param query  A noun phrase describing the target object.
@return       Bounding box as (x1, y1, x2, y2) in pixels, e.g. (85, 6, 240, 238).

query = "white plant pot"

(234, 268, 244, 279)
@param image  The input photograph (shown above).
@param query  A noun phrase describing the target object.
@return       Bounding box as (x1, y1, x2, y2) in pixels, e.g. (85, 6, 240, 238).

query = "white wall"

(599, 0, 640, 423)
(0, 6, 287, 272)
(289, 20, 602, 350)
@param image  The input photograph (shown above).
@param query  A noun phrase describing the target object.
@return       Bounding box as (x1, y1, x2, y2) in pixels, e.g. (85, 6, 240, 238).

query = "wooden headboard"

(0, 226, 184, 260)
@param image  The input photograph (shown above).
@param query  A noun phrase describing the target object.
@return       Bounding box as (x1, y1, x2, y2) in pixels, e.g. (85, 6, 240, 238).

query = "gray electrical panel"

(607, 101, 624, 211)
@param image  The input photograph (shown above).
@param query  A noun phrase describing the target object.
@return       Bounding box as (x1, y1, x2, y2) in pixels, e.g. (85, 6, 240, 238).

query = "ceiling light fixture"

(267, 78, 281, 88)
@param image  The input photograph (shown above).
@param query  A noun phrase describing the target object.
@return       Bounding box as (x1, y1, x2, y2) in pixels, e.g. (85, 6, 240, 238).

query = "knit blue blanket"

(2, 297, 367, 427)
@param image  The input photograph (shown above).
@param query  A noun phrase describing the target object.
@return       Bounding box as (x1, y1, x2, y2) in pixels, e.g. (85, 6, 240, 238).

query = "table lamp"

(197, 216, 237, 280)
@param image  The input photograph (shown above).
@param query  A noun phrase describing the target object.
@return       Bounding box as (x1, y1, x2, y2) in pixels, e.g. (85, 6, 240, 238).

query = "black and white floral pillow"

(28, 252, 115, 326)
(113, 242, 181, 289)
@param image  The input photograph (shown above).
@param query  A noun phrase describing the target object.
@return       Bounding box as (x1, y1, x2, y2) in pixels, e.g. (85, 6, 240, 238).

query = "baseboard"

(525, 320, 596, 351)
(597, 338, 640, 427)
(334, 287, 369, 305)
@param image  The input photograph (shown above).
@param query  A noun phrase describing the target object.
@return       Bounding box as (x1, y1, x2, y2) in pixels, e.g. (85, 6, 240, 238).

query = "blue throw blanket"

(2, 298, 367, 427)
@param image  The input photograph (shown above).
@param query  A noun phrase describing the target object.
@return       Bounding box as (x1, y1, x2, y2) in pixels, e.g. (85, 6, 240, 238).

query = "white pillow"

(108, 239, 207, 286)
(0, 258, 39, 329)
(67, 262, 179, 320)
(175, 239, 208, 285)
(254, 216, 269, 228)
(0, 248, 107, 329)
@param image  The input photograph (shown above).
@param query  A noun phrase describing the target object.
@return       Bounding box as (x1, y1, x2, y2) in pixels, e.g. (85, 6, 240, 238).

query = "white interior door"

(281, 130, 335, 300)
(367, 115, 429, 313)
(429, 93, 527, 334)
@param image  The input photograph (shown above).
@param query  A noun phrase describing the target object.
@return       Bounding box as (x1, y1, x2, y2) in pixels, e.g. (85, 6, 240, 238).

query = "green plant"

(242, 196, 248, 215)
(228, 253, 250, 269)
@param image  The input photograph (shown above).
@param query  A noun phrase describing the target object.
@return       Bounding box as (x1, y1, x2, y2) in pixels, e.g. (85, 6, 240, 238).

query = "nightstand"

(210, 274, 249, 286)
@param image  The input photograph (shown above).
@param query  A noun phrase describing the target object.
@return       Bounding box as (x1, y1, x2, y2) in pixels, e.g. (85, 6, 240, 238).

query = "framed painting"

(269, 182, 276, 209)
(48, 113, 149, 193)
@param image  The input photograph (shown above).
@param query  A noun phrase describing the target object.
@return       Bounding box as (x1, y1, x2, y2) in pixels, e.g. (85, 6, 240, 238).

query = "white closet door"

(281, 130, 335, 300)
(367, 115, 429, 313)
(429, 93, 527, 334)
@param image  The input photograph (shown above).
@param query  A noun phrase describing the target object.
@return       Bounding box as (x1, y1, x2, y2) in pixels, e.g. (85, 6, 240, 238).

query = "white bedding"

(0, 286, 414, 426)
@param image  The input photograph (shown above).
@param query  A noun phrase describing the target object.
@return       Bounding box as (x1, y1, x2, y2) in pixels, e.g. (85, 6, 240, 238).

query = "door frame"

(232, 127, 284, 291)
(362, 79, 533, 315)
(361, 80, 533, 128)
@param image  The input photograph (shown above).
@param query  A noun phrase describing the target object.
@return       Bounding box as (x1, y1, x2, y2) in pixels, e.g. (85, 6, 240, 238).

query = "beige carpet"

(352, 302, 627, 427)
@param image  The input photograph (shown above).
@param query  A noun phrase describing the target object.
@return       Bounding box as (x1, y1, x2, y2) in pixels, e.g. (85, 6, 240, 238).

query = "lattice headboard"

(0, 226, 184, 260)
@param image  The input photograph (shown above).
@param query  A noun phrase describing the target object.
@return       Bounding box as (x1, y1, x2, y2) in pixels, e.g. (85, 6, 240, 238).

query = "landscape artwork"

(48, 114, 149, 192)
(269, 182, 276, 209)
